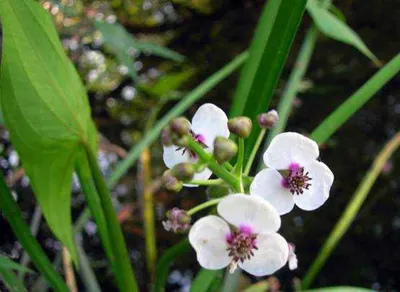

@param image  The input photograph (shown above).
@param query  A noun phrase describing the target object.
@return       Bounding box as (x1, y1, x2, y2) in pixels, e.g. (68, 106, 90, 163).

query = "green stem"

(0, 175, 69, 292)
(75, 156, 115, 269)
(187, 199, 222, 216)
(244, 128, 266, 175)
(84, 146, 138, 292)
(187, 137, 241, 192)
(234, 138, 245, 192)
(188, 178, 223, 186)
(302, 132, 400, 289)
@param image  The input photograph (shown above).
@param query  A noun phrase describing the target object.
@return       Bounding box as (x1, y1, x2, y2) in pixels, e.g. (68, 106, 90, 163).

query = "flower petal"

(250, 169, 295, 215)
(217, 194, 281, 234)
(239, 233, 289, 277)
(191, 103, 229, 151)
(183, 168, 213, 187)
(293, 161, 334, 211)
(188, 215, 231, 270)
(163, 145, 194, 169)
(263, 132, 319, 170)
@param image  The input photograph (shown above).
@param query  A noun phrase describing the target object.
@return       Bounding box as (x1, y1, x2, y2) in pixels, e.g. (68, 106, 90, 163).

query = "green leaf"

(190, 269, 222, 292)
(243, 281, 269, 292)
(155, 239, 190, 292)
(141, 68, 195, 98)
(307, 0, 380, 66)
(95, 20, 185, 81)
(229, 0, 307, 161)
(311, 53, 400, 144)
(0, 255, 34, 274)
(0, 0, 98, 262)
(304, 287, 374, 292)
(0, 267, 27, 292)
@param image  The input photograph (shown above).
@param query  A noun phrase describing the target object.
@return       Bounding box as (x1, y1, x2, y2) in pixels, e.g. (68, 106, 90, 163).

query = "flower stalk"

(187, 199, 222, 216)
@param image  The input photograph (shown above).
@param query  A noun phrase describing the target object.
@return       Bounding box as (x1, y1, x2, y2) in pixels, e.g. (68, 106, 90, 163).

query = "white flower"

(250, 132, 334, 215)
(163, 103, 229, 186)
(188, 194, 289, 276)
(287, 243, 298, 270)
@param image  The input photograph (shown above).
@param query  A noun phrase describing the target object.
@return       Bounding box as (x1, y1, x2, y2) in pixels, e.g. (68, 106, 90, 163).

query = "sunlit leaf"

(307, 0, 380, 66)
(304, 287, 374, 292)
(0, 0, 98, 262)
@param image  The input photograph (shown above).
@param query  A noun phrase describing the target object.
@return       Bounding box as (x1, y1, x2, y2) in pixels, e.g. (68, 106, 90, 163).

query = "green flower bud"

(172, 135, 189, 147)
(257, 110, 279, 129)
(161, 127, 173, 146)
(169, 117, 191, 137)
(162, 170, 183, 192)
(171, 162, 195, 182)
(228, 117, 252, 138)
(213, 137, 238, 164)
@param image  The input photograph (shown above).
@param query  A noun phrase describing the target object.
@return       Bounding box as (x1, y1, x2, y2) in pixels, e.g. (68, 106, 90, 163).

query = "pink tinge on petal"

(288, 163, 301, 171)
(239, 224, 253, 235)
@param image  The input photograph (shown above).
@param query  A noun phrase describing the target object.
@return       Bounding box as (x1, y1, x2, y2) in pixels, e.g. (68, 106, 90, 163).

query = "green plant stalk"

(76, 242, 101, 292)
(18, 205, 42, 280)
(234, 138, 245, 192)
(188, 178, 223, 186)
(140, 148, 157, 277)
(154, 239, 191, 292)
(75, 157, 115, 269)
(187, 137, 241, 192)
(221, 268, 241, 292)
(302, 132, 400, 289)
(84, 145, 138, 291)
(244, 128, 266, 175)
(187, 199, 222, 216)
(0, 175, 69, 292)
(310, 53, 400, 144)
(108, 51, 248, 187)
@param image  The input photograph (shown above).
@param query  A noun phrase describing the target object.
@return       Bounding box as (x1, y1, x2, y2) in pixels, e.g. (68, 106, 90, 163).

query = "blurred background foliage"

(0, 0, 399, 291)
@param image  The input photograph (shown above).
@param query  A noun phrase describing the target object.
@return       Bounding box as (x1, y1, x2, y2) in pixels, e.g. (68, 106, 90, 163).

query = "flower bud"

(162, 208, 191, 233)
(228, 117, 252, 138)
(162, 170, 183, 192)
(288, 243, 298, 270)
(172, 135, 189, 148)
(171, 162, 195, 182)
(161, 127, 173, 146)
(213, 137, 238, 164)
(258, 110, 279, 129)
(169, 117, 191, 137)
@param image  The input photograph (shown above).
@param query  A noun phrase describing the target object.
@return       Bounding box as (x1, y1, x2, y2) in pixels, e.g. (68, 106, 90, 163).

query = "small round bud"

(213, 137, 238, 164)
(228, 117, 252, 138)
(161, 127, 173, 146)
(172, 135, 189, 148)
(171, 163, 195, 182)
(169, 117, 191, 137)
(258, 110, 279, 129)
(162, 208, 191, 233)
(162, 170, 183, 192)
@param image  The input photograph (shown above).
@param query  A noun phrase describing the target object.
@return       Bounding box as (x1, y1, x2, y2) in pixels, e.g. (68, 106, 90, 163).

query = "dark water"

(0, 0, 399, 291)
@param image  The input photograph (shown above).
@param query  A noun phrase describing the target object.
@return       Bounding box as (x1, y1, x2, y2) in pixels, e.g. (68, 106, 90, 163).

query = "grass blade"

(310, 53, 400, 144)
(0, 267, 26, 292)
(302, 132, 400, 289)
(154, 239, 190, 292)
(0, 255, 34, 274)
(0, 175, 69, 292)
(229, 0, 307, 161)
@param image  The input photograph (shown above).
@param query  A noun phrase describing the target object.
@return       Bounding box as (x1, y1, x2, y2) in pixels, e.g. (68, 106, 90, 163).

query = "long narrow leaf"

(0, 175, 68, 291)
(0, 255, 34, 274)
(190, 269, 222, 292)
(311, 53, 400, 144)
(229, 0, 307, 160)
(302, 132, 400, 289)
(0, 267, 26, 292)
(307, 0, 380, 66)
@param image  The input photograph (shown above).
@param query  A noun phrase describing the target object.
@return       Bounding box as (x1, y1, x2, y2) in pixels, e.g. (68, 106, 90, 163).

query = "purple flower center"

(226, 225, 258, 264)
(176, 131, 208, 158)
(281, 163, 312, 195)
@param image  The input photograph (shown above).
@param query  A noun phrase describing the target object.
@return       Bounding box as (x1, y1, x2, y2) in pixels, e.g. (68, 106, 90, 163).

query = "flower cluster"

(160, 103, 334, 277)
